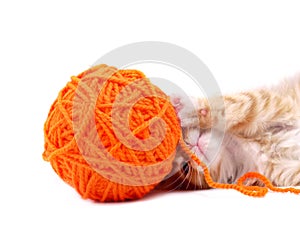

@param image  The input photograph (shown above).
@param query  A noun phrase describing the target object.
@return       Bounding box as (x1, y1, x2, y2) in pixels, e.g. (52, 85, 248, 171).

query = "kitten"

(157, 75, 300, 190)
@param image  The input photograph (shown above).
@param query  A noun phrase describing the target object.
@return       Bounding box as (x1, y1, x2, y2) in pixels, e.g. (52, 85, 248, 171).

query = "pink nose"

(192, 139, 208, 161)
(197, 139, 204, 151)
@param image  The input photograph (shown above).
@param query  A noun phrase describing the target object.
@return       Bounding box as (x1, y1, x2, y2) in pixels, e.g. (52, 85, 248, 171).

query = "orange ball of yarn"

(43, 64, 181, 202)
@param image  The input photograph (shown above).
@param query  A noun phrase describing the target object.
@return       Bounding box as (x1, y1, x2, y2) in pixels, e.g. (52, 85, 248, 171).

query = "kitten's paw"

(198, 99, 213, 129)
(170, 94, 215, 129)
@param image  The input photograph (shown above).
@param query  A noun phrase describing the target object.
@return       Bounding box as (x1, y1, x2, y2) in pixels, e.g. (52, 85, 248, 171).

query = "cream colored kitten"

(158, 75, 300, 190)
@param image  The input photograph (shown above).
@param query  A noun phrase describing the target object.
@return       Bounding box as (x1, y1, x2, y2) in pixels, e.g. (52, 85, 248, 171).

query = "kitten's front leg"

(171, 94, 222, 130)
(200, 90, 297, 137)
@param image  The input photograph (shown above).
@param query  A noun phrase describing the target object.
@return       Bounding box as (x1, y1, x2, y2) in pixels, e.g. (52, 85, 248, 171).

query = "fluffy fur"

(157, 75, 300, 190)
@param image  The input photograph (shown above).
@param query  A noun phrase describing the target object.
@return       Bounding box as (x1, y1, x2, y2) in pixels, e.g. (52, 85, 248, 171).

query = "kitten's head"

(157, 94, 257, 190)
(157, 94, 224, 190)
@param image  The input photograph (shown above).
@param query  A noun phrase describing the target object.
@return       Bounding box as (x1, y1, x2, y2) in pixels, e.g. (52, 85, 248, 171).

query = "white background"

(1, 0, 300, 224)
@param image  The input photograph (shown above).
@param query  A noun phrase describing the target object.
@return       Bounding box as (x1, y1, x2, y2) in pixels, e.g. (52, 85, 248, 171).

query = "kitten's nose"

(197, 139, 204, 152)
(194, 139, 208, 161)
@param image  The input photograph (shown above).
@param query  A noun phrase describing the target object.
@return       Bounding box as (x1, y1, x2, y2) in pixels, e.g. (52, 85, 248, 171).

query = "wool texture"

(43, 64, 180, 202)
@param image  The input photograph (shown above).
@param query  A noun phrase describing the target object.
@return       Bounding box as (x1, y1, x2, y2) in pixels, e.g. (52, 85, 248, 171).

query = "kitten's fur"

(157, 75, 300, 190)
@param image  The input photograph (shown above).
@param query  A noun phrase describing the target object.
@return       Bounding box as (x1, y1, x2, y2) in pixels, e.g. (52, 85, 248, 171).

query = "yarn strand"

(179, 138, 300, 197)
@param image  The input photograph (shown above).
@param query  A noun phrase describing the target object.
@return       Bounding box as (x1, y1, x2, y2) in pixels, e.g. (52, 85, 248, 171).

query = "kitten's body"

(158, 75, 300, 190)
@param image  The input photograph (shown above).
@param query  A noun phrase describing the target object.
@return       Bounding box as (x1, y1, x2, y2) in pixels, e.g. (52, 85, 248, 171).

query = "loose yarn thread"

(179, 139, 300, 197)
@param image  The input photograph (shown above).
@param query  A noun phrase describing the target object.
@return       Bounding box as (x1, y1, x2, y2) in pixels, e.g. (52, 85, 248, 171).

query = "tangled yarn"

(43, 64, 181, 202)
(43, 64, 300, 202)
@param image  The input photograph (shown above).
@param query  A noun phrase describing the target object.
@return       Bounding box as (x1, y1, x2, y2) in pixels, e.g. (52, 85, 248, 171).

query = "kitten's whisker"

(192, 167, 198, 190)
(181, 164, 193, 190)
(196, 169, 202, 189)
(164, 168, 188, 191)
